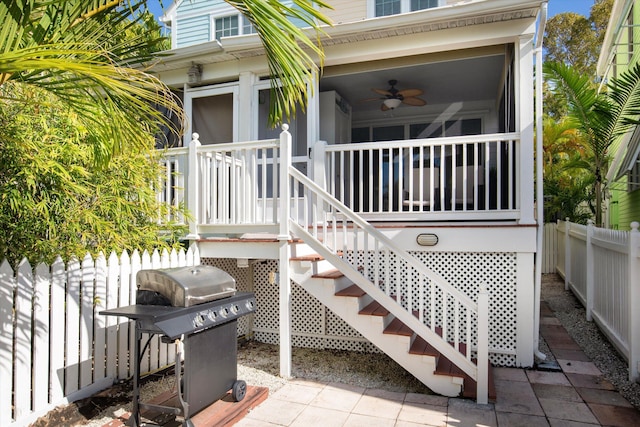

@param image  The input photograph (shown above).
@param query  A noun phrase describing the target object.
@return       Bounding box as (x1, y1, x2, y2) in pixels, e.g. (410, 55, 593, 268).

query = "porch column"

(515, 252, 535, 367)
(517, 34, 536, 225)
(238, 72, 257, 142)
(278, 126, 292, 379)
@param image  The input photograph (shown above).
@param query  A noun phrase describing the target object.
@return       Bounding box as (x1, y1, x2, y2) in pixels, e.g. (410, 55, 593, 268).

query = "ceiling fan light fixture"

(383, 98, 402, 109)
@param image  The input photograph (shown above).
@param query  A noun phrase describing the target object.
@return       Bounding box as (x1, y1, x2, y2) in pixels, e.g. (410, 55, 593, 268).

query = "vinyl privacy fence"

(555, 220, 640, 382)
(0, 246, 200, 427)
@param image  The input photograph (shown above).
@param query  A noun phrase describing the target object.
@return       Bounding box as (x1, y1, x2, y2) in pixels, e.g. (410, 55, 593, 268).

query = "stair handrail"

(287, 165, 490, 404)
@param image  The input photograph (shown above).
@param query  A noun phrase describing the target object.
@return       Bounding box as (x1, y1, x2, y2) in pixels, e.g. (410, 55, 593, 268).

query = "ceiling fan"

(362, 79, 426, 111)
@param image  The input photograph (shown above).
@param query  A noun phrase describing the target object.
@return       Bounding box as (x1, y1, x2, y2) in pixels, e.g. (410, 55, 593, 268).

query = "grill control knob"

(207, 310, 218, 321)
(193, 313, 206, 328)
(245, 300, 254, 310)
(219, 307, 229, 318)
(231, 305, 239, 314)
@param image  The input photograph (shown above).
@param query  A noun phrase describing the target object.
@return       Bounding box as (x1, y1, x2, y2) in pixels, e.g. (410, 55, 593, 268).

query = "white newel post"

(586, 220, 594, 321)
(477, 284, 489, 405)
(628, 222, 640, 381)
(278, 125, 292, 378)
(517, 33, 535, 225)
(186, 133, 200, 240)
(565, 218, 571, 291)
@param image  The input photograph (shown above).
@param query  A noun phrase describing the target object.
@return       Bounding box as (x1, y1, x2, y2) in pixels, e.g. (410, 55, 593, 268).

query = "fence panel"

(558, 220, 640, 382)
(568, 223, 588, 304)
(0, 245, 199, 427)
(541, 223, 557, 273)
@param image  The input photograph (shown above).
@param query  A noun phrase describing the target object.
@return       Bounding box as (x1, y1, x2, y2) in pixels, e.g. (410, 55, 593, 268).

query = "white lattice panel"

(204, 251, 518, 366)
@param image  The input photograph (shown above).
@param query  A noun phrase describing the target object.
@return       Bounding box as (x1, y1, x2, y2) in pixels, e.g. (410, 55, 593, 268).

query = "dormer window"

(374, 0, 440, 17)
(214, 14, 256, 40)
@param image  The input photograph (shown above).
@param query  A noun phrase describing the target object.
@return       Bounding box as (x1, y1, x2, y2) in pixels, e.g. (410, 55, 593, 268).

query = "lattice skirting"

(201, 254, 518, 367)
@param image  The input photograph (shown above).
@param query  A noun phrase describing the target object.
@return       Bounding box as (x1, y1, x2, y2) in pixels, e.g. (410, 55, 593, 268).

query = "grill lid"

(136, 266, 236, 307)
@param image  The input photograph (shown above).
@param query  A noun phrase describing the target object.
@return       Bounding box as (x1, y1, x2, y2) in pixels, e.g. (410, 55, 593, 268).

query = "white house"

(152, 0, 548, 403)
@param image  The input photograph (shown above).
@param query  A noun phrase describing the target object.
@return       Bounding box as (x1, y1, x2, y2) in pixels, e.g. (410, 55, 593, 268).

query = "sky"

(547, 0, 594, 17)
(149, 0, 597, 21)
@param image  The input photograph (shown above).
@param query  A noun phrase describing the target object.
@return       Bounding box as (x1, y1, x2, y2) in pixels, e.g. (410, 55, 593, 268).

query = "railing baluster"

(508, 138, 514, 210)
(419, 273, 424, 323)
(368, 149, 374, 213)
(378, 148, 383, 213)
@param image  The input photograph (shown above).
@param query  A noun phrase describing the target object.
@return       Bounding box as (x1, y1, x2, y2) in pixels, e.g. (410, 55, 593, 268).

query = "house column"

(515, 252, 535, 367)
(238, 72, 257, 141)
(517, 34, 536, 225)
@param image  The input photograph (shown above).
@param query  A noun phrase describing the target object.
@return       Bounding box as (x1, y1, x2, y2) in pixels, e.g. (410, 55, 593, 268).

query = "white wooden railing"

(317, 133, 520, 221)
(556, 220, 640, 382)
(0, 247, 200, 427)
(278, 127, 490, 404)
(159, 131, 523, 235)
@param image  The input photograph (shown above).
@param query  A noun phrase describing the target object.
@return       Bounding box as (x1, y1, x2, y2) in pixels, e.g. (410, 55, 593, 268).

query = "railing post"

(278, 124, 292, 379)
(476, 284, 489, 405)
(186, 133, 200, 240)
(586, 220, 594, 321)
(628, 222, 640, 381)
(312, 141, 327, 226)
(564, 218, 571, 291)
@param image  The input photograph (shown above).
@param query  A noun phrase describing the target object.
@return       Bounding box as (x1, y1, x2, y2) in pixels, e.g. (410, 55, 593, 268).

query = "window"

(214, 14, 256, 40)
(629, 159, 640, 192)
(374, 0, 439, 17)
(411, 0, 438, 11)
(376, 0, 400, 17)
(215, 15, 239, 40)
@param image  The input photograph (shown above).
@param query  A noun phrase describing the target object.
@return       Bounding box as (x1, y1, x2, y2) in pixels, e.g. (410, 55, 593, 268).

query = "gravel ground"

(34, 273, 640, 426)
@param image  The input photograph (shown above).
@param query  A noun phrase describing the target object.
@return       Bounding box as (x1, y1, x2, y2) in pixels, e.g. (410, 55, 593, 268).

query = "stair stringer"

(288, 242, 466, 397)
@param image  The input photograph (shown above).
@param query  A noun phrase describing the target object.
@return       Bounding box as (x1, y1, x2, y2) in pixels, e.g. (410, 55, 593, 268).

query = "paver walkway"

(234, 300, 640, 427)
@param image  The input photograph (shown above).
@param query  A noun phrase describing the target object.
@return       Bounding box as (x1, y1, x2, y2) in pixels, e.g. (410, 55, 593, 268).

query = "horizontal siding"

(324, 0, 366, 24)
(177, 15, 211, 48)
(177, 0, 226, 14)
(616, 180, 640, 230)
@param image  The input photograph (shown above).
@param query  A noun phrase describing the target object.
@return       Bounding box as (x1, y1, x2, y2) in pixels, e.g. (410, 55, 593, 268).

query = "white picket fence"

(0, 246, 200, 427)
(555, 220, 640, 382)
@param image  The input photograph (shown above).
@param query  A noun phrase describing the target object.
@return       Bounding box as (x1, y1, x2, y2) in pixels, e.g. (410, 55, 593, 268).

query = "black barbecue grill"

(101, 265, 256, 427)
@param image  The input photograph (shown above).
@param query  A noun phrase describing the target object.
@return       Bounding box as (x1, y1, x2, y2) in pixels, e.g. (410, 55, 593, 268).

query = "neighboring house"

(598, 0, 640, 230)
(153, 0, 547, 403)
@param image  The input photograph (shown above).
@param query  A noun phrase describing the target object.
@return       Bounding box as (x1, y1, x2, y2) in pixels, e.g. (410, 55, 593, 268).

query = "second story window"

(214, 14, 256, 40)
(215, 15, 239, 40)
(375, 0, 439, 17)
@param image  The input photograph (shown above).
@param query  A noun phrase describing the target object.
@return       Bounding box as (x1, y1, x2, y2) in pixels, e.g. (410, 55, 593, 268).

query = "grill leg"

(128, 323, 142, 427)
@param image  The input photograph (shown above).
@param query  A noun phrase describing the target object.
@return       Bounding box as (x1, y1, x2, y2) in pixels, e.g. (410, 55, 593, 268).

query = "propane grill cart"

(101, 266, 256, 427)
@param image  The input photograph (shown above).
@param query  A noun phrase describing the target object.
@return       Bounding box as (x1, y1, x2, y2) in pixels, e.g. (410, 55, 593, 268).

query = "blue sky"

(547, 0, 594, 17)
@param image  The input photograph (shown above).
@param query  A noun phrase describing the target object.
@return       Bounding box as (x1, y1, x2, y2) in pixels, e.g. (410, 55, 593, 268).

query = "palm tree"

(0, 0, 331, 164)
(544, 61, 640, 226)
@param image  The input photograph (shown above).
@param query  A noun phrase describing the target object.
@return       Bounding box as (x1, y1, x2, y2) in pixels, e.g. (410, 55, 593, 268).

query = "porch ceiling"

(319, 53, 506, 116)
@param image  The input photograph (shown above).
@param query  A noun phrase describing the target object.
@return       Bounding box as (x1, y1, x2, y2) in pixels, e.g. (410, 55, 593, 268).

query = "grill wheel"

(232, 380, 247, 402)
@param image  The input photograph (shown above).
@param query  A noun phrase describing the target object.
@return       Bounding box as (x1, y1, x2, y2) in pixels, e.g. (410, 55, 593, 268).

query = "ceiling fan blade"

(358, 97, 383, 103)
(398, 88, 423, 97)
(372, 88, 393, 96)
(402, 96, 426, 106)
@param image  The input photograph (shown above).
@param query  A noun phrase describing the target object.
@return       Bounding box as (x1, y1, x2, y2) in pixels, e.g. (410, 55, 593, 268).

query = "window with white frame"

(214, 14, 256, 40)
(374, 0, 439, 17)
(629, 158, 640, 192)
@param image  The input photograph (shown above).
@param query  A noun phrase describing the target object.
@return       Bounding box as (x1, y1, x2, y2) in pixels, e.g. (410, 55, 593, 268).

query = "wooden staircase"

(289, 246, 495, 401)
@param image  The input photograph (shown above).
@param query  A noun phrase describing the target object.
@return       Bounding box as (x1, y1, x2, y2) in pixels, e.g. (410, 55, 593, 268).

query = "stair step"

(383, 318, 413, 336)
(409, 336, 439, 357)
(359, 301, 390, 316)
(435, 355, 466, 379)
(312, 269, 344, 279)
(335, 284, 366, 297)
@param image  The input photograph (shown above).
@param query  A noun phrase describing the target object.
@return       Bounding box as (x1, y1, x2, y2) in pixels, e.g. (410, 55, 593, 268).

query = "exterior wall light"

(416, 233, 438, 246)
(187, 63, 202, 84)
